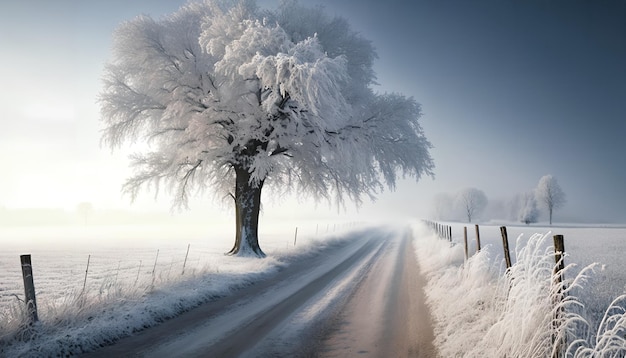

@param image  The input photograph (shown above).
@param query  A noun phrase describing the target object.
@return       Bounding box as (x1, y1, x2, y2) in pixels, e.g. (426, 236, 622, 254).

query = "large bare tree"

(99, 0, 434, 256)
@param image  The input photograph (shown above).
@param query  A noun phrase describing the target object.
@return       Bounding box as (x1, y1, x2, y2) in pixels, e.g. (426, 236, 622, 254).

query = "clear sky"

(1, 0, 625, 223)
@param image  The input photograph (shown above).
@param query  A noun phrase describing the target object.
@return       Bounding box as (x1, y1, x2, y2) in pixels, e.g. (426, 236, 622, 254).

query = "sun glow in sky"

(1, 0, 625, 224)
(20, 101, 77, 122)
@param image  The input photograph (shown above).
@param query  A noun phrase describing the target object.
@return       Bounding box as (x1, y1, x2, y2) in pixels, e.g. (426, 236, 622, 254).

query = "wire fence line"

(0, 220, 368, 332)
(0, 243, 217, 311)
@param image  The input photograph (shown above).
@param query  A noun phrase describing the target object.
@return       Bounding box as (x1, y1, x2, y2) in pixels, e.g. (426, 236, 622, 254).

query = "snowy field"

(0, 221, 353, 307)
(0, 220, 353, 356)
(2, 220, 625, 356)
(413, 221, 626, 357)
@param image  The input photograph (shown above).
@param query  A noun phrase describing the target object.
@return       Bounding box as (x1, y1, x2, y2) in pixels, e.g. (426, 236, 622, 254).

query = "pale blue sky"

(1, 0, 625, 223)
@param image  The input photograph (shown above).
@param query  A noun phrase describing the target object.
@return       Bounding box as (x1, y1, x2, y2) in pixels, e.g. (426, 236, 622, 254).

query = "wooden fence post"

(475, 224, 481, 253)
(151, 249, 160, 286)
(552, 234, 566, 358)
(553, 235, 565, 276)
(83, 254, 91, 291)
(294, 227, 298, 246)
(500, 226, 512, 269)
(135, 260, 142, 284)
(463, 227, 468, 261)
(448, 226, 452, 242)
(20, 255, 38, 323)
(182, 244, 190, 275)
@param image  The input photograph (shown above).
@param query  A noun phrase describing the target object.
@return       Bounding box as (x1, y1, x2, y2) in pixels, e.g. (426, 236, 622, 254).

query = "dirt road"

(82, 227, 437, 357)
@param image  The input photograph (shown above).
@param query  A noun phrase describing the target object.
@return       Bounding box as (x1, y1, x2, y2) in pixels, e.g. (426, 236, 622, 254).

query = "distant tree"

(76, 202, 94, 225)
(535, 175, 566, 225)
(517, 192, 539, 225)
(457, 188, 488, 223)
(99, 1, 434, 257)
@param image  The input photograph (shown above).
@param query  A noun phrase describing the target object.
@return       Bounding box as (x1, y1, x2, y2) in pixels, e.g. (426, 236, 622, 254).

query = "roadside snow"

(412, 221, 626, 357)
(0, 226, 359, 357)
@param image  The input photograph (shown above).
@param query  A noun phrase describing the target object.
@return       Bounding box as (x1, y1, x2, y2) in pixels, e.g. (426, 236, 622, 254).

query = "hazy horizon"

(1, 0, 625, 225)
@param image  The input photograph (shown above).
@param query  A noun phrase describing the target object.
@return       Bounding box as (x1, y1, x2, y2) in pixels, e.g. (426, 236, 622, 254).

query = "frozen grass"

(3, 221, 624, 356)
(0, 222, 356, 357)
(412, 221, 626, 357)
(1, 258, 279, 356)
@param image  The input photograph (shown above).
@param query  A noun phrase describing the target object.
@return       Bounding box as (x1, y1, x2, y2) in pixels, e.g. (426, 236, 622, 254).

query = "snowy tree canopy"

(99, 0, 434, 256)
(516, 191, 539, 225)
(535, 175, 566, 225)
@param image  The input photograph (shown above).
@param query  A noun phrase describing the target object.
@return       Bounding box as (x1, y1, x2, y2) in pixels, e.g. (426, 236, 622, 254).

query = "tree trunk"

(225, 193, 242, 255)
(549, 208, 553, 225)
(226, 167, 265, 258)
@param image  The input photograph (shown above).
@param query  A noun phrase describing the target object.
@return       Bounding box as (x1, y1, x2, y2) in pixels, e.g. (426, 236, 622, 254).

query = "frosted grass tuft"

(413, 221, 626, 357)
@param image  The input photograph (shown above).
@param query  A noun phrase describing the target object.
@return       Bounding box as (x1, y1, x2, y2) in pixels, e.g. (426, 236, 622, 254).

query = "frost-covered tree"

(516, 191, 539, 225)
(535, 175, 566, 225)
(99, 0, 434, 257)
(457, 188, 487, 223)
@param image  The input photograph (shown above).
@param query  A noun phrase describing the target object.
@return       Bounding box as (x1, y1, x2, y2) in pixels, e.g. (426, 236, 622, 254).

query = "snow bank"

(412, 221, 626, 357)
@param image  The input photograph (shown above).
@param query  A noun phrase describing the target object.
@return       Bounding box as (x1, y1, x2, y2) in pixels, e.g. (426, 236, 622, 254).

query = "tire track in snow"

(316, 229, 438, 357)
(82, 230, 385, 357)
(204, 236, 386, 357)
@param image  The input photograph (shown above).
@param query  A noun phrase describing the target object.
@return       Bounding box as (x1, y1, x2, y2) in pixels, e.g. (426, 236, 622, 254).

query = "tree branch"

(179, 160, 203, 203)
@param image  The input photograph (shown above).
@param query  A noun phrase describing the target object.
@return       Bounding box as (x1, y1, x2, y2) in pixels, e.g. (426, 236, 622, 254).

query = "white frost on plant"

(0, 228, 354, 356)
(412, 221, 626, 357)
(99, 0, 434, 211)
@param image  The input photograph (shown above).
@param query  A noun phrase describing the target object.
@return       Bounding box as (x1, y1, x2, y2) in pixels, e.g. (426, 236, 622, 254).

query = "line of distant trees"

(432, 174, 566, 225)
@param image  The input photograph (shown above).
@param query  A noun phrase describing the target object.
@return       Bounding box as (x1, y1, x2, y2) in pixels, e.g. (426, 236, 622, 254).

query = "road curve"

(82, 227, 437, 357)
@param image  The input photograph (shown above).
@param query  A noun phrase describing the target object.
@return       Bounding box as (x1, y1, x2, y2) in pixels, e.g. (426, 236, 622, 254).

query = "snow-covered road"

(317, 229, 437, 357)
(82, 227, 436, 357)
